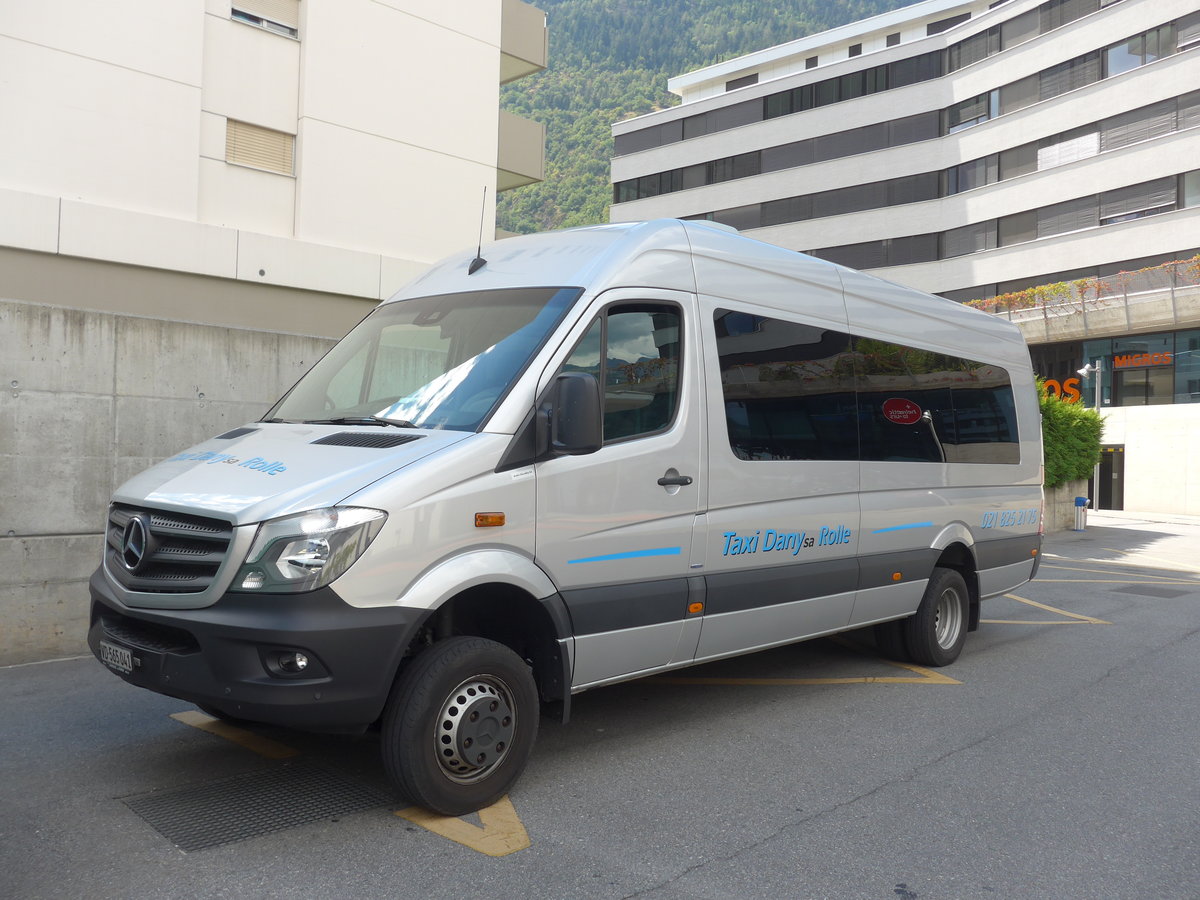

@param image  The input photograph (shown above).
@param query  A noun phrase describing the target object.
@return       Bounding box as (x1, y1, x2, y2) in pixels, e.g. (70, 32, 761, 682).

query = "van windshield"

(267, 287, 583, 431)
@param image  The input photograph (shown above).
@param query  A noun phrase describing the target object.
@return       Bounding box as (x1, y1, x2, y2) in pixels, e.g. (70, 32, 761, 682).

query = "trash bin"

(1073, 496, 1090, 531)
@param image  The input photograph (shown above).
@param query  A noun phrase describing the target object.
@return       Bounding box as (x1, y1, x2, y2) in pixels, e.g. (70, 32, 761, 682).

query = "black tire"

(873, 619, 911, 661)
(903, 567, 969, 667)
(381, 636, 539, 816)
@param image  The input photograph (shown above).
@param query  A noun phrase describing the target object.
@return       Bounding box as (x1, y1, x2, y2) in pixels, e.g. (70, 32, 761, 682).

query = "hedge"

(1038, 381, 1103, 488)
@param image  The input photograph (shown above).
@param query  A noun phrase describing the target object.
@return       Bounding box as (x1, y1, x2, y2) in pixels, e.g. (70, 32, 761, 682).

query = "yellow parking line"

(169, 710, 299, 760)
(396, 796, 530, 857)
(1028, 579, 1198, 585)
(1002, 594, 1111, 625)
(982, 619, 1093, 625)
(1040, 563, 1191, 581)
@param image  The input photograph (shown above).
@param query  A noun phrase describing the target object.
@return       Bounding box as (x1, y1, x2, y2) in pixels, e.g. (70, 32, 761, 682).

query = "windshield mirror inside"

(268, 287, 583, 431)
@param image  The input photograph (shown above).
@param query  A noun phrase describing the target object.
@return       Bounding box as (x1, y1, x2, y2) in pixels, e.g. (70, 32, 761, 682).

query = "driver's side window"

(562, 304, 681, 443)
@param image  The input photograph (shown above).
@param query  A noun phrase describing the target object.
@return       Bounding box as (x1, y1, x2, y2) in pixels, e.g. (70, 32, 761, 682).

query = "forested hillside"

(498, 0, 919, 234)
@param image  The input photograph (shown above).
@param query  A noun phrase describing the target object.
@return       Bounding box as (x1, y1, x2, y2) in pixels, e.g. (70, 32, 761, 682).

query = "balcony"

(500, 0, 547, 84)
(977, 257, 1200, 345)
(497, 109, 545, 191)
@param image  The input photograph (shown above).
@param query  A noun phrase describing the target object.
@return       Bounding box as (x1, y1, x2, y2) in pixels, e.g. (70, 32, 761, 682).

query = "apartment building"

(610, 0, 1200, 514)
(0, 0, 547, 664)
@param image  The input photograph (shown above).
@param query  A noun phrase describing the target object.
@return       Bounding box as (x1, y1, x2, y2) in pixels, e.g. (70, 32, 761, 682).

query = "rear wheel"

(903, 567, 969, 667)
(381, 636, 539, 816)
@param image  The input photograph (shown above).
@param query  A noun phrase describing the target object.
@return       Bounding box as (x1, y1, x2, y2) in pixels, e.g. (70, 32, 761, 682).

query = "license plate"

(99, 640, 134, 675)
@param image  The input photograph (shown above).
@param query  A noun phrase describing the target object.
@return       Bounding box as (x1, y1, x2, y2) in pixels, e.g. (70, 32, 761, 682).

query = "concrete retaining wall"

(0, 299, 334, 664)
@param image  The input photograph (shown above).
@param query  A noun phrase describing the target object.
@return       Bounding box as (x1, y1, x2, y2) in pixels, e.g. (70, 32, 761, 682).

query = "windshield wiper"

(303, 416, 418, 428)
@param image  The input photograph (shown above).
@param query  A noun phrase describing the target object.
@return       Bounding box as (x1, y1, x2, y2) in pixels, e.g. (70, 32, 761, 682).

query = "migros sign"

(1112, 351, 1173, 369)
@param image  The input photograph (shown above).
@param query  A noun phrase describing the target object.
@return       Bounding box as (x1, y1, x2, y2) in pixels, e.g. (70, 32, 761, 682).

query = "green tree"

(1038, 381, 1103, 488)
(499, 0, 920, 235)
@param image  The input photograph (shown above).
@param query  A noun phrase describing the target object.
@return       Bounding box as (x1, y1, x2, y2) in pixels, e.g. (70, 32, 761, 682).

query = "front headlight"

(233, 507, 387, 593)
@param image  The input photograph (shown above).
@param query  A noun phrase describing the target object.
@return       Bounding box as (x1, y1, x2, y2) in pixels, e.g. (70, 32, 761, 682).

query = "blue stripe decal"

(871, 522, 935, 534)
(567, 547, 682, 565)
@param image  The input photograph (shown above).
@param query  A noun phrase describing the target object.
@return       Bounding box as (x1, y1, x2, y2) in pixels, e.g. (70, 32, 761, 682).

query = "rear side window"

(854, 337, 1019, 463)
(713, 310, 1020, 463)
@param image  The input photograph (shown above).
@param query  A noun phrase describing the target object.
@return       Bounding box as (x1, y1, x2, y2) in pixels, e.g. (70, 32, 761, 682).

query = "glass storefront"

(1079, 329, 1200, 407)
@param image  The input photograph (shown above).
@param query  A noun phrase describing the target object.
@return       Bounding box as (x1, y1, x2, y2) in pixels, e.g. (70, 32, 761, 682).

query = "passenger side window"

(562, 305, 681, 442)
(713, 311, 1020, 464)
(854, 337, 1019, 464)
(713, 309, 858, 461)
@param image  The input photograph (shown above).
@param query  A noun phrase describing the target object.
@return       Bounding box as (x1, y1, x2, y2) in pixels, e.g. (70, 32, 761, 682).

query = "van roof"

(388, 219, 1025, 359)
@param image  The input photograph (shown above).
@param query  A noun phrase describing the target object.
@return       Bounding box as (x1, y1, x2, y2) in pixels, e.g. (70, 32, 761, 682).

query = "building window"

(1037, 126, 1100, 169)
(726, 73, 759, 91)
(948, 26, 1000, 71)
(225, 119, 295, 175)
(1183, 170, 1200, 208)
(232, 0, 300, 38)
(944, 91, 997, 133)
(805, 56, 818, 69)
(1175, 330, 1200, 403)
(1040, 51, 1101, 100)
(1037, 197, 1099, 238)
(1099, 177, 1177, 224)
(887, 32, 901, 47)
(1084, 330, 1200, 407)
(1104, 24, 1173, 76)
(1101, 100, 1175, 151)
(1178, 12, 1200, 51)
(941, 221, 997, 259)
(1111, 334, 1176, 406)
(849, 43, 862, 57)
(1000, 9, 1039, 49)
(927, 12, 971, 35)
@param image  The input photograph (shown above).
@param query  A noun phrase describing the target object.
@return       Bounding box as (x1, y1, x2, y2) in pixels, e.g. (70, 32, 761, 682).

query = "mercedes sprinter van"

(89, 219, 1042, 814)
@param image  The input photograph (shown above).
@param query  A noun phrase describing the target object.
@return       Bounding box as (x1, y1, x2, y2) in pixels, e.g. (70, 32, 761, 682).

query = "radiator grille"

(106, 504, 234, 594)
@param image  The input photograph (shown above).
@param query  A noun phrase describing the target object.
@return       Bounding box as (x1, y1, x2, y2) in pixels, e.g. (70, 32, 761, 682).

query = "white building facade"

(0, 0, 546, 664)
(610, 0, 1200, 516)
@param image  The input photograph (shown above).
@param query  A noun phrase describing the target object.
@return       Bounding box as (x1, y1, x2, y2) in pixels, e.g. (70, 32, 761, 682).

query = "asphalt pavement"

(2, 512, 1197, 900)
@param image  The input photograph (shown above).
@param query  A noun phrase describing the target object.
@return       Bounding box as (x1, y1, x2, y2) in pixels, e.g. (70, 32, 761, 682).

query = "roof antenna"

(468, 186, 488, 275)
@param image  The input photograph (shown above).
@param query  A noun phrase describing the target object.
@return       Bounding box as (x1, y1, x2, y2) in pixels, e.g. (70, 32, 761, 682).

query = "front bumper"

(87, 568, 428, 730)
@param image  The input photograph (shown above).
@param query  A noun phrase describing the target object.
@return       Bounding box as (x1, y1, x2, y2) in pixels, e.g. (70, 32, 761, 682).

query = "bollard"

(1073, 496, 1090, 531)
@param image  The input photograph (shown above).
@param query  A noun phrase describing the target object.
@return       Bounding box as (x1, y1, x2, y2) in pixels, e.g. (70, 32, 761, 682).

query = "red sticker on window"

(882, 398, 922, 425)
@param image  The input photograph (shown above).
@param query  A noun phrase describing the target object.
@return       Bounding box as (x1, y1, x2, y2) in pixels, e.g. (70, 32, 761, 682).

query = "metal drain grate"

(123, 760, 391, 851)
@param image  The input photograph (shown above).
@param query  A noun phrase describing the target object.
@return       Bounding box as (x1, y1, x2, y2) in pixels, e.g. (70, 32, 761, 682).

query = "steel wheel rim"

(934, 587, 964, 649)
(433, 675, 516, 784)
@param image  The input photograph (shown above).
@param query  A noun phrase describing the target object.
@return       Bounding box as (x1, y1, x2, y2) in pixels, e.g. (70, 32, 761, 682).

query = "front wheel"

(381, 636, 539, 816)
(903, 567, 969, 667)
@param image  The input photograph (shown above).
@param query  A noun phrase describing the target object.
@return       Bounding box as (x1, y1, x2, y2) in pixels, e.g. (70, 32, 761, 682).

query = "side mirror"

(549, 372, 602, 455)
